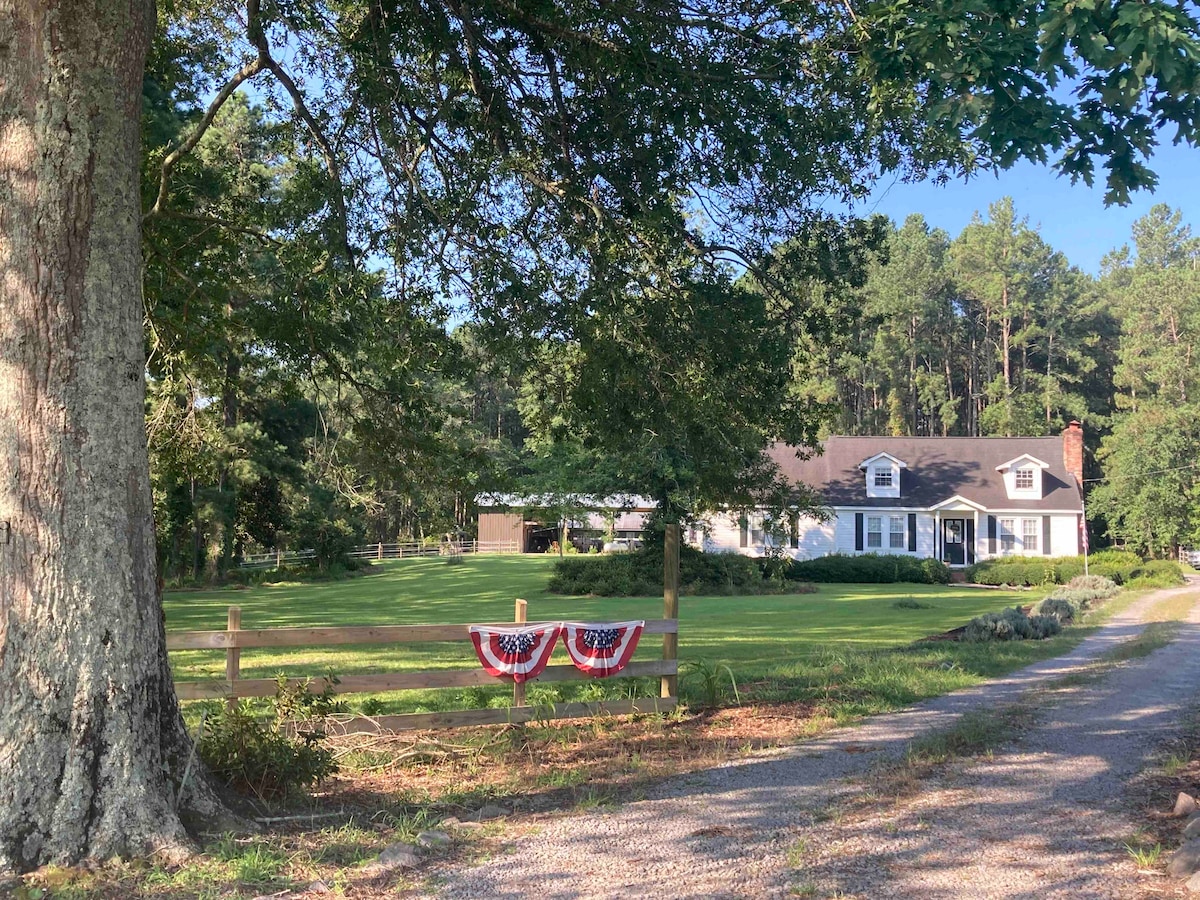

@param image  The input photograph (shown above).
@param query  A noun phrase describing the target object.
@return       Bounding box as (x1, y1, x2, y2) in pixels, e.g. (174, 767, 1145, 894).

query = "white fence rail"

(238, 539, 521, 569)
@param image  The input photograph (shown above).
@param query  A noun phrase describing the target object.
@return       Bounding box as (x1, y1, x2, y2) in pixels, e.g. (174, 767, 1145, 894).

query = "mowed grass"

(163, 555, 1051, 718)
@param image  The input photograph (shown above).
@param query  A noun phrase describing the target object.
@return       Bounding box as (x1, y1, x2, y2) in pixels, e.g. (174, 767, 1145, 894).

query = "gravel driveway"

(422, 584, 1200, 899)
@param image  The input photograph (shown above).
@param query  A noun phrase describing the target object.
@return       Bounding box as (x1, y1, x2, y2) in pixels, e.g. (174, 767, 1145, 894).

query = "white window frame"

(999, 518, 1016, 554)
(1023, 518, 1039, 553)
(1015, 467, 1035, 490)
(889, 515, 906, 549)
(873, 467, 894, 488)
(741, 513, 765, 547)
(866, 516, 883, 548)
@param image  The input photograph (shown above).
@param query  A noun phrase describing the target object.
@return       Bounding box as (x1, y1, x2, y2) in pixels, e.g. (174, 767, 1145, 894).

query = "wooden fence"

(168, 602, 678, 733)
(239, 539, 521, 569)
(174, 524, 684, 733)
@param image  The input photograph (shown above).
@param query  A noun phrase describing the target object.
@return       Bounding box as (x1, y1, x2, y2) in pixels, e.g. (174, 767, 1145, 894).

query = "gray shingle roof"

(768, 436, 1083, 511)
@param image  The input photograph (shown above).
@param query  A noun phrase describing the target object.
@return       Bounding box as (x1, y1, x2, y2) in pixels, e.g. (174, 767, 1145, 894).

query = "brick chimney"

(1062, 420, 1084, 486)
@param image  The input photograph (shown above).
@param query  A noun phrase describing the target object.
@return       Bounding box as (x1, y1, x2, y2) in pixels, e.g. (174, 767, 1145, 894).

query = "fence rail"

(169, 602, 678, 732)
(238, 539, 521, 569)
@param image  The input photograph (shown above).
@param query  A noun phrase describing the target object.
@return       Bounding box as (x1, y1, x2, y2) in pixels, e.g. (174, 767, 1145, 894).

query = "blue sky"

(850, 140, 1200, 274)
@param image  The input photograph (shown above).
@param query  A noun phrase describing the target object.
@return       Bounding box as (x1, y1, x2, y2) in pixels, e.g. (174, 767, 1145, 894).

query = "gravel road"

(422, 584, 1200, 899)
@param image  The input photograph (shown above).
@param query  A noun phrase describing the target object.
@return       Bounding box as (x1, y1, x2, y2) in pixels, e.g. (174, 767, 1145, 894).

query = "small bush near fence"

(965, 551, 1180, 587)
(784, 554, 952, 585)
(549, 547, 818, 596)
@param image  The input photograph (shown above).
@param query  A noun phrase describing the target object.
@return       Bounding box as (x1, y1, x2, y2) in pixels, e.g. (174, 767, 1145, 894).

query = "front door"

(943, 518, 966, 566)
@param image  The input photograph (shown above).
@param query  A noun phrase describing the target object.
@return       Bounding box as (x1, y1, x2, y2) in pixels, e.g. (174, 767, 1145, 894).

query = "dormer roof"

(858, 452, 908, 470)
(995, 454, 1050, 472)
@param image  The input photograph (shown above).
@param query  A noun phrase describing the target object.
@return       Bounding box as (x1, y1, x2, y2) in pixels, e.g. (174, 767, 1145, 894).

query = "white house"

(695, 422, 1087, 569)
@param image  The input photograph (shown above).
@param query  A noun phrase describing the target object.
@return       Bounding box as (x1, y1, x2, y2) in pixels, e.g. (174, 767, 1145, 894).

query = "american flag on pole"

(560, 621, 644, 677)
(1080, 504, 1090, 554)
(469, 623, 562, 682)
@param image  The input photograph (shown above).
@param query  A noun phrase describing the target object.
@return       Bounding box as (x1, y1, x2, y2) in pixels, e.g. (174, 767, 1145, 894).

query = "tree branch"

(246, 3, 355, 268)
(144, 51, 267, 222)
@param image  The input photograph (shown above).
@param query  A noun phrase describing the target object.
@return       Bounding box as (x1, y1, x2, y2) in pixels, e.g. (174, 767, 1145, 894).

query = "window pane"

(1000, 518, 1015, 552)
(889, 516, 905, 548)
(1023, 518, 1039, 551)
(867, 516, 882, 547)
(873, 468, 892, 487)
(1015, 468, 1034, 490)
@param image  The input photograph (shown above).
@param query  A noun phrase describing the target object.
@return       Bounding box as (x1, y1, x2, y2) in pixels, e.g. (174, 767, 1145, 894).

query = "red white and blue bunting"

(560, 620, 645, 678)
(468, 623, 563, 683)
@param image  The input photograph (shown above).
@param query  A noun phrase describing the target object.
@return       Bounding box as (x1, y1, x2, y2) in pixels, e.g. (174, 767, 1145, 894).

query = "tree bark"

(0, 0, 234, 871)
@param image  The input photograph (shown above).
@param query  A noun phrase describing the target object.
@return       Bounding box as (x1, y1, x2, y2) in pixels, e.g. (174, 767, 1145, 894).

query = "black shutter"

(790, 513, 800, 549)
(907, 513, 917, 552)
(1043, 515, 1052, 556)
(987, 515, 997, 554)
(738, 515, 748, 548)
(966, 520, 976, 564)
(855, 513, 864, 551)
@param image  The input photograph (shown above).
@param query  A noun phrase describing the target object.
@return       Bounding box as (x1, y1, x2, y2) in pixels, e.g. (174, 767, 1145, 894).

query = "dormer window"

(860, 452, 906, 499)
(996, 454, 1050, 500)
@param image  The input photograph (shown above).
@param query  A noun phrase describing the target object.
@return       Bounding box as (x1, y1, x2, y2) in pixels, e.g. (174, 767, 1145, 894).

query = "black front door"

(943, 519, 966, 566)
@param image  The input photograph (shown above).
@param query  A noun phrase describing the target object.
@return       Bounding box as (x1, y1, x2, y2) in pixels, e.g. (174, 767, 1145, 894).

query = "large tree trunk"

(0, 0, 233, 871)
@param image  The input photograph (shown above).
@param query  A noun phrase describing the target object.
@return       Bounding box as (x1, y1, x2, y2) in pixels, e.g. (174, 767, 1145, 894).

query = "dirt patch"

(322, 700, 827, 817)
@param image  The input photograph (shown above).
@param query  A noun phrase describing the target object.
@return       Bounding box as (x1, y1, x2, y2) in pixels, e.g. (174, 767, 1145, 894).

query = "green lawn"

(166, 555, 1049, 717)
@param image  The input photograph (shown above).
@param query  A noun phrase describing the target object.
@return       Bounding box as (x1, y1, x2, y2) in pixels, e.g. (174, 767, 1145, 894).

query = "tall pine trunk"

(0, 0, 232, 870)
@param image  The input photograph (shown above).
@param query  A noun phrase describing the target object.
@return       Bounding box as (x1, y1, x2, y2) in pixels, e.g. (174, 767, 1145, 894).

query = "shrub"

(784, 553, 950, 584)
(550, 546, 787, 596)
(1060, 574, 1120, 599)
(921, 558, 954, 585)
(1031, 596, 1078, 622)
(196, 674, 342, 801)
(962, 606, 1062, 643)
(964, 557, 1051, 586)
(197, 702, 338, 801)
(1087, 549, 1143, 584)
(1045, 588, 1103, 609)
(962, 607, 1035, 643)
(1045, 575, 1119, 609)
(1126, 559, 1185, 589)
(1029, 614, 1063, 639)
(967, 553, 1143, 587)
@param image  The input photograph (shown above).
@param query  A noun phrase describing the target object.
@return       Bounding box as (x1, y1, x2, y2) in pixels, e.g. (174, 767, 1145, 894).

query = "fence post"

(275, 548, 281, 569)
(513, 598, 528, 707)
(225, 605, 242, 710)
(377, 541, 383, 561)
(662, 523, 680, 699)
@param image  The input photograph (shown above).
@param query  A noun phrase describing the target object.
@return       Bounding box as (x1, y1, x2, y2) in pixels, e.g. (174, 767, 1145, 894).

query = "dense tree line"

(794, 198, 1112, 440)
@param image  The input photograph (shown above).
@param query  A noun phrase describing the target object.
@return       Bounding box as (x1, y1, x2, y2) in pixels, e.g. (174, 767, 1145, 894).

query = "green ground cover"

(164, 555, 1078, 717)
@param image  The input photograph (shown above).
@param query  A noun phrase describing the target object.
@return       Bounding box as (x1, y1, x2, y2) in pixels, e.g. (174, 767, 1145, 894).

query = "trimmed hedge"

(548, 546, 818, 597)
(784, 554, 952, 585)
(548, 547, 950, 596)
(964, 550, 1173, 587)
